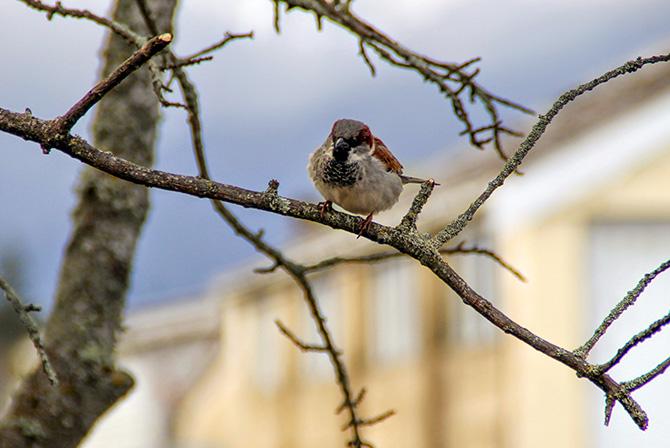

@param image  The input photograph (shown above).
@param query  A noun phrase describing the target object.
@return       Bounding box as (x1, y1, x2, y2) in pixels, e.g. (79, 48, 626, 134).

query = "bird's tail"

(401, 175, 440, 186)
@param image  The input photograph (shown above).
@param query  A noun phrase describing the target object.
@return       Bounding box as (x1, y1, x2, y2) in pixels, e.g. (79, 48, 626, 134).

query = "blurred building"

(169, 61, 670, 448)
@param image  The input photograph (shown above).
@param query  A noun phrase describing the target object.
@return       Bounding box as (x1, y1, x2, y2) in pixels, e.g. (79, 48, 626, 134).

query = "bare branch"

(358, 39, 376, 76)
(597, 311, 670, 373)
(275, 319, 331, 352)
(396, 179, 437, 231)
(303, 252, 402, 273)
(433, 53, 670, 247)
(0, 276, 57, 385)
(161, 55, 213, 70)
(343, 409, 396, 430)
(179, 31, 254, 62)
(287, 271, 367, 446)
(604, 394, 616, 425)
(337, 388, 366, 414)
(623, 355, 670, 392)
(604, 351, 670, 425)
(272, 0, 281, 33)
(44, 33, 172, 153)
(21, 0, 181, 113)
(275, 0, 533, 159)
(575, 258, 670, 357)
(19, 0, 144, 46)
(297, 242, 526, 282)
(442, 242, 527, 282)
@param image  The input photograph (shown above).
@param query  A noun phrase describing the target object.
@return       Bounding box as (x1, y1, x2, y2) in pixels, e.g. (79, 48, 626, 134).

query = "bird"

(308, 118, 433, 237)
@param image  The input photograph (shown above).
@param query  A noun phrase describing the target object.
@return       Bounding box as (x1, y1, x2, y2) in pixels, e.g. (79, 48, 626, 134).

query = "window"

(254, 293, 282, 392)
(301, 275, 341, 381)
(445, 236, 497, 347)
(368, 258, 420, 363)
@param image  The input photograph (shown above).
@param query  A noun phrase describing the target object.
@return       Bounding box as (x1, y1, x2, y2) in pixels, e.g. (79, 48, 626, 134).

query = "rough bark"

(0, 1, 177, 446)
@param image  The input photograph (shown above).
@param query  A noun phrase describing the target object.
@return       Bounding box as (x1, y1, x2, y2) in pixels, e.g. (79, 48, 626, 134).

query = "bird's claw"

(318, 200, 333, 219)
(357, 213, 374, 239)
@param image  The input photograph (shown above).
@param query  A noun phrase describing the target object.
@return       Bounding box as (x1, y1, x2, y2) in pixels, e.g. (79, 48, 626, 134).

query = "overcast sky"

(1, 0, 670, 308)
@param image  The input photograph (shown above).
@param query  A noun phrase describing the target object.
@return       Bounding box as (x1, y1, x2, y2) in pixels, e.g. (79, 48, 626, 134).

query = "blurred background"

(1, 0, 670, 447)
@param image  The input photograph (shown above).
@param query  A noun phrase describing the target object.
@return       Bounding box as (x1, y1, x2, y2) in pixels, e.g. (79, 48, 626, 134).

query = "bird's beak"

(333, 137, 350, 161)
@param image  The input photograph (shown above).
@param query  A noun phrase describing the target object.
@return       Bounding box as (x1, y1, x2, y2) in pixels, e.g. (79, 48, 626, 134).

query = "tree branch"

(274, 0, 533, 160)
(178, 31, 254, 63)
(396, 180, 437, 231)
(0, 276, 57, 385)
(443, 242, 527, 282)
(623, 356, 670, 392)
(433, 53, 670, 247)
(575, 258, 670, 357)
(597, 311, 670, 374)
(275, 319, 331, 352)
(264, 242, 526, 282)
(19, 0, 145, 46)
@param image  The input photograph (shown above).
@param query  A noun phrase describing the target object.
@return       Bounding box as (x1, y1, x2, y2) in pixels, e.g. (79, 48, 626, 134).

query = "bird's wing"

(371, 137, 403, 174)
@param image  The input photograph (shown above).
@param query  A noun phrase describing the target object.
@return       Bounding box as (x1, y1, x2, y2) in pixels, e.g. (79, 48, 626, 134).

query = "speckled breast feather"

(322, 159, 361, 187)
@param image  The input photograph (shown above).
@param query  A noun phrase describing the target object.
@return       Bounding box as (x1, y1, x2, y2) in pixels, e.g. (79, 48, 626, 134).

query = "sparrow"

(308, 118, 432, 237)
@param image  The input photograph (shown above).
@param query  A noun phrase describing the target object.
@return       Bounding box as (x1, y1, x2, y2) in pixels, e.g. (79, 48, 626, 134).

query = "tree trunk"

(0, 1, 177, 446)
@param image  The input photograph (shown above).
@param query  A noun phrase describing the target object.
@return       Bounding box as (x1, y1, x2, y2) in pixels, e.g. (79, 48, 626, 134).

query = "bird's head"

(330, 119, 374, 162)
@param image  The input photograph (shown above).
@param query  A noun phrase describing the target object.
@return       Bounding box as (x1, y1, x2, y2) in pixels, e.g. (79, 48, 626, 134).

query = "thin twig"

(23, 0, 172, 112)
(442, 242, 527, 282)
(575, 258, 670, 357)
(280, 242, 526, 282)
(623, 355, 670, 392)
(20, 0, 144, 46)
(0, 276, 57, 385)
(275, 319, 331, 352)
(396, 179, 437, 231)
(433, 53, 670, 247)
(179, 31, 254, 62)
(597, 311, 670, 373)
(273, 0, 281, 33)
(276, 0, 533, 160)
(343, 409, 396, 430)
(358, 39, 376, 76)
(605, 354, 670, 421)
(161, 55, 213, 70)
(338, 387, 366, 414)
(604, 394, 616, 425)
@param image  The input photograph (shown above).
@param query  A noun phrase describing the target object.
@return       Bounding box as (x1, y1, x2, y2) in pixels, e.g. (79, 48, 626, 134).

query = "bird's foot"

(318, 200, 333, 219)
(357, 213, 374, 239)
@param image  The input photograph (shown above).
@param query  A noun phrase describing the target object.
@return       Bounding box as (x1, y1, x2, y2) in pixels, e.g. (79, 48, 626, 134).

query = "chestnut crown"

(330, 119, 373, 148)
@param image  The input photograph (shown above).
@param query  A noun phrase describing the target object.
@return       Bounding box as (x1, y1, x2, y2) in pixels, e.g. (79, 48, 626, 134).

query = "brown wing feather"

(372, 137, 403, 174)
